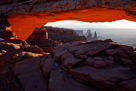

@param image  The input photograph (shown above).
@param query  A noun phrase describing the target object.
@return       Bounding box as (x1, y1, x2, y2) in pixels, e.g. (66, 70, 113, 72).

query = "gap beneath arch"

(7, 8, 136, 40)
(45, 20, 136, 47)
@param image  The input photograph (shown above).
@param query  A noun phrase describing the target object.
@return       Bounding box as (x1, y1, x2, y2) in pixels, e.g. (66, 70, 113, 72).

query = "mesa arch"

(2, 0, 135, 40)
(8, 8, 136, 40)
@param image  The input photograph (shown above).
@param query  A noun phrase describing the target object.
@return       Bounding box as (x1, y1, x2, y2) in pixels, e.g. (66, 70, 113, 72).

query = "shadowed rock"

(0, 27, 136, 91)
(53, 39, 136, 91)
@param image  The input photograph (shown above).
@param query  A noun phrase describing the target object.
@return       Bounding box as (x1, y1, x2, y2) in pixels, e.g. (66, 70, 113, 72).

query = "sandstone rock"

(0, 29, 17, 39)
(85, 57, 107, 68)
(118, 45, 134, 51)
(121, 58, 133, 65)
(23, 45, 45, 54)
(93, 60, 107, 68)
(0, 0, 135, 16)
(41, 51, 97, 91)
(68, 40, 118, 57)
(70, 66, 135, 91)
(61, 50, 83, 69)
(1, 0, 136, 42)
(13, 57, 48, 91)
(0, 30, 48, 91)
(48, 69, 97, 91)
(52, 39, 136, 91)
(12, 51, 42, 62)
(0, 41, 23, 63)
(6, 38, 28, 45)
(26, 27, 85, 53)
(1, 27, 136, 91)
(44, 26, 86, 43)
(0, 12, 10, 29)
(40, 54, 55, 77)
(116, 79, 136, 91)
(0, 50, 6, 55)
(104, 39, 114, 42)
(53, 44, 70, 61)
(0, 0, 13, 5)
(26, 28, 49, 41)
(70, 41, 84, 47)
(106, 49, 129, 58)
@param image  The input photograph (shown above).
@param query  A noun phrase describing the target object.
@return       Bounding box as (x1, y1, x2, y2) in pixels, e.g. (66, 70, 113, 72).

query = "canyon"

(0, 0, 136, 91)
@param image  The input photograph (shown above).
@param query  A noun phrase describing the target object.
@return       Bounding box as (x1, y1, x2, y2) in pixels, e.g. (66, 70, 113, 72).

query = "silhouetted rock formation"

(86, 30, 92, 41)
(0, 11, 10, 29)
(0, 29, 17, 39)
(0, 12, 17, 39)
(85, 30, 92, 37)
(93, 31, 98, 40)
(85, 30, 98, 42)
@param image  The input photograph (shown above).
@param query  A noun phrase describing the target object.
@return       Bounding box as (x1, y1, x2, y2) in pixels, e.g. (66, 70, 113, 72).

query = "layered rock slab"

(13, 56, 48, 91)
(0, 28, 45, 90)
(53, 39, 136, 91)
(41, 54, 97, 91)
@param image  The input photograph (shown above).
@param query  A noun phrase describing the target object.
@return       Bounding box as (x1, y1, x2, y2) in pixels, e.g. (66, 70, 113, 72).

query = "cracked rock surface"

(0, 0, 136, 16)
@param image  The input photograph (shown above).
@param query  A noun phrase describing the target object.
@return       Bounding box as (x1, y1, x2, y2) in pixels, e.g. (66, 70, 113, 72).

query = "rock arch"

(0, 0, 135, 40)
(8, 8, 136, 40)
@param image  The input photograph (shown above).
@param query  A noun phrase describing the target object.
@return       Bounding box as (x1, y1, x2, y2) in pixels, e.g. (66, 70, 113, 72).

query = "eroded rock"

(0, 26, 136, 91)
(53, 39, 136, 91)
(13, 57, 48, 91)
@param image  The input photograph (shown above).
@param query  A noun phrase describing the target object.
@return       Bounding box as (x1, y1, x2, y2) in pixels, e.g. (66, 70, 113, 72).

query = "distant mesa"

(26, 27, 100, 53)
(26, 26, 86, 53)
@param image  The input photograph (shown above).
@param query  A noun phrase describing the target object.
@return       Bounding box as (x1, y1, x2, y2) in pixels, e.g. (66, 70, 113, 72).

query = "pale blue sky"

(45, 19, 136, 29)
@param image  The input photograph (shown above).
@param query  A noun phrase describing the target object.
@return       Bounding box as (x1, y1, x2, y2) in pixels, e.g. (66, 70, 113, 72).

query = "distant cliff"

(43, 26, 86, 43)
(26, 26, 86, 52)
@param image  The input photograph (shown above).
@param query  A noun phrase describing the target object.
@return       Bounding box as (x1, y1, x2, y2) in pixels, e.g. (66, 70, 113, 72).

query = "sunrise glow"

(45, 19, 136, 29)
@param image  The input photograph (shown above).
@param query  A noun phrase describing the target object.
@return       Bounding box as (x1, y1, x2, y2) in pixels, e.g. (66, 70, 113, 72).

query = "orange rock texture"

(8, 8, 136, 40)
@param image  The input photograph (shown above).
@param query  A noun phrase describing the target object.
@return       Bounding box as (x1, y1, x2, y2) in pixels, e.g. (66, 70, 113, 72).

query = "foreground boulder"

(0, 28, 45, 90)
(53, 39, 136, 91)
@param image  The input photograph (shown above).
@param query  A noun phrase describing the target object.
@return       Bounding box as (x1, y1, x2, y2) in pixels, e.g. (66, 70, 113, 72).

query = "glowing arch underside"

(8, 8, 136, 40)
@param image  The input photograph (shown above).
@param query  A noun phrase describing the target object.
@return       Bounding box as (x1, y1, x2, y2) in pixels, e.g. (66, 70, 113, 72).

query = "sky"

(45, 19, 136, 29)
